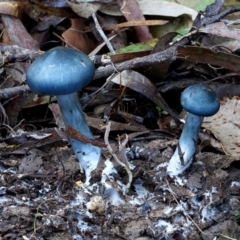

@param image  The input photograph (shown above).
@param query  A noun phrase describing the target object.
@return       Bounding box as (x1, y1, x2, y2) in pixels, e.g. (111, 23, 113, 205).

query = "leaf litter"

(0, 0, 240, 239)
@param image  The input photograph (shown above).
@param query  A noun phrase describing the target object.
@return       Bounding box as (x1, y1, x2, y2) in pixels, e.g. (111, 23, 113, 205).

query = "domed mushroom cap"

(26, 47, 95, 95)
(180, 84, 220, 117)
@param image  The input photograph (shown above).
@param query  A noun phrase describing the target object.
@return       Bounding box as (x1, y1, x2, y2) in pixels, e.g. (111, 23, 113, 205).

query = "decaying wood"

(0, 45, 42, 64)
(0, 85, 31, 99)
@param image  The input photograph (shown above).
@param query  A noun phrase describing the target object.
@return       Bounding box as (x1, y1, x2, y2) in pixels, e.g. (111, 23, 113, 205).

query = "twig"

(89, 35, 116, 56)
(0, 103, 8, 124)
(0, 45, 42, 64)
(30, 198, 55, 240)
(199, 6, 240, 27)
(104, 121, 132, 193)
(177, 142, 185, 166)
(94, 37, 188, 79)
(0, 84, 30, 99)
(118, 134, 133, 190)
(92, 12, 115, 54)
(116, 0, 152, 42)
(166, 179, 213, 235)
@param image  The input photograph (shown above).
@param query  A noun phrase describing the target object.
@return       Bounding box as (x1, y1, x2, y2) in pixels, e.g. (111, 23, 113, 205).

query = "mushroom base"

(167, 113, 203, 176)
(57, 93, 101, 184)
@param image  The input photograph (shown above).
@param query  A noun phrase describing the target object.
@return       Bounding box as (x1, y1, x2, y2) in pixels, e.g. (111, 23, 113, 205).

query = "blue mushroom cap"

(180, 84, 220, 117)
(26, 47, 95, 95)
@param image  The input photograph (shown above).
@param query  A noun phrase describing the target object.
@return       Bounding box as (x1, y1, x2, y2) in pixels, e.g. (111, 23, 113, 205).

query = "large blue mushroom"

(26, 47, 101, 184)
(167, 84, 220, 177)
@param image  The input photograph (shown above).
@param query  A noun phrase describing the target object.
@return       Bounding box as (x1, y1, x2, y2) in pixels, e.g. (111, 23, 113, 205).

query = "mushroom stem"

(167, 113, 203, 177)
(57, 93, 101, 184)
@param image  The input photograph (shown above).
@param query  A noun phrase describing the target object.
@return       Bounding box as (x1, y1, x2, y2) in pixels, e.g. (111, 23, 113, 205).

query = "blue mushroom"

(167, 84, 220, 177)
(26, 47, 101, 184)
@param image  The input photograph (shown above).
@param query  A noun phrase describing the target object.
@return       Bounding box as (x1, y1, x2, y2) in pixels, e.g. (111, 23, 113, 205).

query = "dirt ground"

(1, 1, 240, 239)
(1, 125, 240, 239)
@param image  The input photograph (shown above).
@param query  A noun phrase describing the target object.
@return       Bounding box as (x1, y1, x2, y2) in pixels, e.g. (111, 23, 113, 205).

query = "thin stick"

(104, 121, 132, 193)
(118, 134, 133, 191)
(92, 12, 115, 54)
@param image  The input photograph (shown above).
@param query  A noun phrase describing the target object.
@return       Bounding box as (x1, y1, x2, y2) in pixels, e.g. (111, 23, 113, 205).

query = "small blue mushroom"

(26, 47, 101, 184)
(167, 84, 220, 177)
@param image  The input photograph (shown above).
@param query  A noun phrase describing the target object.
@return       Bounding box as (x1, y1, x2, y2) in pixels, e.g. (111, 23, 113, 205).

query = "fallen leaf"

(2, 15, 39, 51)
(116, 0, 152, 41)
(2, 14, 39, 125)
(62, 18, 94, 53)
(49, 103, 147, 132)
(101, 0, 198, 21)
(200, 22, 240, 41)
(30, 0, 77, 18)
(67, 1, 102, 18)
(104, 20, 168, 31)
(202, 97, 240, 156)
(169, 0, 215, 11)
(0, 0, 27, 18)
(177, 46, 240, 73)
(110, 70, 179, 120)
(19, 149, 44, 173)
(169, 184, 195, 198)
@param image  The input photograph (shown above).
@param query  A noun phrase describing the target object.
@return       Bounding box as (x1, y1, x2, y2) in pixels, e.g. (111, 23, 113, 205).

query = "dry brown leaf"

(104, 20, 168, 31)
(177, 46, 240, 73)
(200, 22, 240, 41)
(30, 0, 77, 18)
(169, 184, 195, 198)
(66, 1, 101, 18)
(49, 103, 147, 132)
(110, 70, 179, 120)
(2, 16, 39, 50)
(101, 0, 198, 21)
(62, 18, 94, 53)
(116, 0, 152, 42)
(2, 15, 39, 125)
(202, 97, 240, 156)
(0, 0, 28, 18)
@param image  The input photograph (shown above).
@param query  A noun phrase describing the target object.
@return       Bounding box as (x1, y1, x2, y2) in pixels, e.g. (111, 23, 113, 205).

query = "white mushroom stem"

(57, 93, 101, 185)
(167, 113, 204, 177)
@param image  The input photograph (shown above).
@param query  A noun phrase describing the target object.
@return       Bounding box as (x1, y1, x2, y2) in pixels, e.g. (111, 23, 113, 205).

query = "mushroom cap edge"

(180, 84, 220, 117)
(26, 47, 95, 95)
